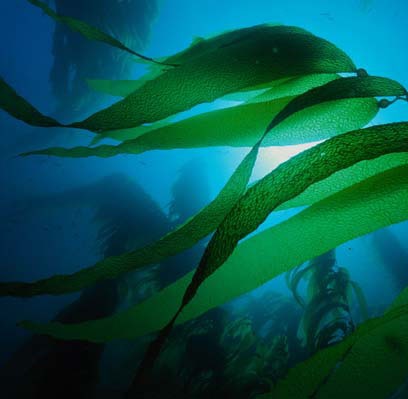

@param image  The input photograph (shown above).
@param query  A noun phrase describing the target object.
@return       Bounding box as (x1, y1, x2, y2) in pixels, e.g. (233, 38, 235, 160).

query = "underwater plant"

(287, 249, 368, 355)
(1, 0, 408, 396)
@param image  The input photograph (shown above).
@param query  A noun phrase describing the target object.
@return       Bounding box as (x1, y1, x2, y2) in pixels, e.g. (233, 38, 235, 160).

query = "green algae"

(21, 76, 402, 158)
(0, 25, 357, 133)
(0, 144, 258, 296)
(1, 16, 408, 392)
(260, 287, 408, 398)
(19, 159, 408, 342)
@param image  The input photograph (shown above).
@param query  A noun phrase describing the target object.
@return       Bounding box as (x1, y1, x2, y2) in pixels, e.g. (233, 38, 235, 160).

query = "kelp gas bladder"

(1, 2, 408, 396)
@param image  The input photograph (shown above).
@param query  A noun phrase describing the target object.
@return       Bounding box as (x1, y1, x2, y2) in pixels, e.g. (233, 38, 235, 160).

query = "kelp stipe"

(1, 7, 408, 396)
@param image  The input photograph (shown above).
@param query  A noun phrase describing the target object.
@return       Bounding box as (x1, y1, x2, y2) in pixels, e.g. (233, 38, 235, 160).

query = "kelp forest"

(0, 1, 407, 398)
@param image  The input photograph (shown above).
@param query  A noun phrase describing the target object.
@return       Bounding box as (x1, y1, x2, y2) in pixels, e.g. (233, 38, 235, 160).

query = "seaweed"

(1, 12, 408, 396)
(260, 288, 408, 398)
(287, 250, 367, 355)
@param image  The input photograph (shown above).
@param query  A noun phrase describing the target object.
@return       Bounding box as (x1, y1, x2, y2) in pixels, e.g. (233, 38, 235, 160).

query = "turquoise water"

(0, 1, 407, 397)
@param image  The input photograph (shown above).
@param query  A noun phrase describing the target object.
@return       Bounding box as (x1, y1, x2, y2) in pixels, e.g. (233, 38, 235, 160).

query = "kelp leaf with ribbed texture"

(27, 0, 170, 66)
(128, 76, 406, 380)
(0, 27, 355, 133)
(69, 29, 356, 132)
(130, 119, 408, 385)
(86, 25, 313, 98)
(265, 76, 406, 132)
(19, 156, 408, 342)
(22, 76, 402, 158)
(247, 73, 339, 104)
(86, 73, 337, 101)
(85, 73, 339, 143)
(0, 144, 259, 297)
(22, 96, 380, 158)
(3, 77, 404, 298)
(4, 141, 408, 299)
(86, 79, 149, 98)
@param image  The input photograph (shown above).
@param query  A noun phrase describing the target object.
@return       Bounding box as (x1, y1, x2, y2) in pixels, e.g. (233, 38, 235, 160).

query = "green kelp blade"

(88, 117, 175, 146)
(0, 28, 355, 133)
(27, 0, 172, 67)
(86, 77, 337, 145)
(246, 73, 340, 103)
(161, 24, 312, 66)
(22, 97, 291, 157)
(265, 76, 406, 132)
(5, 147, 408, 300)
(277, 152, 408, 210)
(262, 289, 408, 399)
(24, 96, 379, 158)
(22, 97, 378, 158)
(0, 77, 60, 127)
(19, 160, 408, 342)
(86, 25, 313, 99)
(23, 75, 403, 158)
(0, 145, 259, 297)
(131, 119, 408, 383)
(87, 72, 337, 101)
(179, 122, 408, 312)
(68, 29, 356, 132)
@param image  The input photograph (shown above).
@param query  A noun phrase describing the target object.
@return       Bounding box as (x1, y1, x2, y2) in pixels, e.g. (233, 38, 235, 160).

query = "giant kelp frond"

(159, 24, 312, 67)
(2, 19, 408, 394)
(27, 0, 173, 67)
(290, 250, 363, 354)
(86, 26, 316, 99)
(0, 25, 356, 133)
(19, 162, 408, 342)
(21, 96, 378, 157)
(56, 29, 358, 132)
(0, 144, 258, 297)
(20, 76, 403, 158)
(2, 122, 408, 299)
(127, 75, 406, 383)
(260, 288, 408, 398)
(86, 72, 338, 101)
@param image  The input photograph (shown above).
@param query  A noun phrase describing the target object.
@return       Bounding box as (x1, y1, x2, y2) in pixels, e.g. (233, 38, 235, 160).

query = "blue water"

(0, 0, 407, 397)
